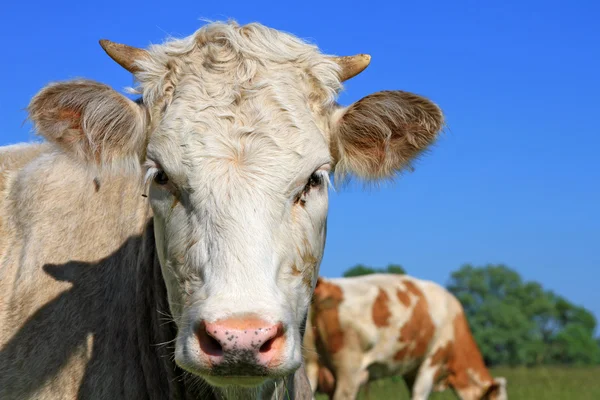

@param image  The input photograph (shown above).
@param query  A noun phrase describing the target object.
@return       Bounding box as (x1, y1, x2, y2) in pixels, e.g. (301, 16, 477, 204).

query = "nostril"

(259, 324, 284, 354)
(197, 323, 223, 357)
(259, 336, 276, 354)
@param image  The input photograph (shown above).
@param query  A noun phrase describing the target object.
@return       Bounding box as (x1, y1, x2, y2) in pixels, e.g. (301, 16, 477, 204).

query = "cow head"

(27, 21, 443, 387)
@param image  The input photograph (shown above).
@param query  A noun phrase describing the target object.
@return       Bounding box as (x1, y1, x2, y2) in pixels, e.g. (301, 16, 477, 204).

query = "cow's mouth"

(201, 375, 269, 388)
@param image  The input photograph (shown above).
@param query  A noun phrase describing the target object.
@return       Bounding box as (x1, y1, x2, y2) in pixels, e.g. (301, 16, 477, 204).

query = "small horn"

(331, 54, 371, 81)
(99, 39, 149, 73)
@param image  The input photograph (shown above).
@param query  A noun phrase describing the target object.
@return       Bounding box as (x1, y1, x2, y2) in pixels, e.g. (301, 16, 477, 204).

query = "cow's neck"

(132, 220, 191, 398)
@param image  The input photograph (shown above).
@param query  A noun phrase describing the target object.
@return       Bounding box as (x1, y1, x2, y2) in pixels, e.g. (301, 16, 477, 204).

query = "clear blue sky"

(2, 1, 599, 324)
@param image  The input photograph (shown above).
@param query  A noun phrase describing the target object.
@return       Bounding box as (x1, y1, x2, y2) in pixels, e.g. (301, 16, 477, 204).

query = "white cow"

(0, 21, 443, 399)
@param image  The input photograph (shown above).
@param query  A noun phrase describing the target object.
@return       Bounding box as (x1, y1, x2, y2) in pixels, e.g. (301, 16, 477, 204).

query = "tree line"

(341, 263, 600, 366)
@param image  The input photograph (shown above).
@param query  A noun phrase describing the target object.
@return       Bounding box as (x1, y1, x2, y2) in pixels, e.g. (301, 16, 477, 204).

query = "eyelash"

(144, 163, 170, 192)
(144, 165, 160, 185)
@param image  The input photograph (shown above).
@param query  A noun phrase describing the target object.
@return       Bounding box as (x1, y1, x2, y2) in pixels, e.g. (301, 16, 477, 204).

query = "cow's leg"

(317, 365, 336, 399)
(328, 329, 366, 400)
(331, 367, 367, 400)
(403, 372, 417, 395)
(409, 362, 439, 400)
(305, 358, 319, 394)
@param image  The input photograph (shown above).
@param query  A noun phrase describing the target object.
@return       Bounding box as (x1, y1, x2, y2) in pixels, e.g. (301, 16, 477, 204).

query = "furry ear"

(330, 90, 444, 180)
(483, 377, 508, 400)
(27, 79, 146, 169)
(482, 382, 500, 399)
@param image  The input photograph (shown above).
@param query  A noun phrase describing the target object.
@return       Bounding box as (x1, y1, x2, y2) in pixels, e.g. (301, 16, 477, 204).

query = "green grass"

(316, 367, 600, 399)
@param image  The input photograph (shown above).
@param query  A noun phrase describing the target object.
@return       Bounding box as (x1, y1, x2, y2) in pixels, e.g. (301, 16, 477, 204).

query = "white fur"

(131, 21, 342, 382)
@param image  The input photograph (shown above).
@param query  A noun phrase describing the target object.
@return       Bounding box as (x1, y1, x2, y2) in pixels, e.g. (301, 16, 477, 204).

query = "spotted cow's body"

(304, 274, 507, 400)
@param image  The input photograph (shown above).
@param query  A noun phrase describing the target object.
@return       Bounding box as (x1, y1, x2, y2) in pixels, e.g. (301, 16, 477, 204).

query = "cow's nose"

(197, 317, 285, 368)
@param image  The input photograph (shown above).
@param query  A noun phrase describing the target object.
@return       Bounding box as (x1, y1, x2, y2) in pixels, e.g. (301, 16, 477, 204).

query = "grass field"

(315, 367, 600, 399)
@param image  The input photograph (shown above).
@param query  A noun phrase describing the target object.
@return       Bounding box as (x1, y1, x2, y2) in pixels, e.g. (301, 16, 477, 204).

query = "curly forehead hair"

(132, 21, 343, 110)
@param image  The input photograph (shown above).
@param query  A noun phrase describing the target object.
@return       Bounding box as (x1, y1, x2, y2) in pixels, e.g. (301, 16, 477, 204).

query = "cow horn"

(99, 40, 149, 73)
(330, 54, 371, 81)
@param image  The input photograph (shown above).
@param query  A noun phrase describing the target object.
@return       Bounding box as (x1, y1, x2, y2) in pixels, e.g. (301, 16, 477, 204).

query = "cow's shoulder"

(0, 142, 49, 170)
(0, 145, 160, 398)
(0, 143, 52, 261)
(327, 275, 400, 334)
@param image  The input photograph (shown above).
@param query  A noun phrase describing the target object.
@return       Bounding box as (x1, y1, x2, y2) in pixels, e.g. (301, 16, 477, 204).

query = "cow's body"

(304, 274, 507, 400)
(1, 21, 443, 399)
(0, 144, 311, 399)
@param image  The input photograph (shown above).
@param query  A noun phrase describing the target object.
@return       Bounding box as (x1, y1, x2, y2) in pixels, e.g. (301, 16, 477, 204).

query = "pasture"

(316, 367, 600, 400)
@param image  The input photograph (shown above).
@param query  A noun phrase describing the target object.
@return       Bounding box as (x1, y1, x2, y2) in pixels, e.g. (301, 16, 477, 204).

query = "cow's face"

(28, 21, 443, 387)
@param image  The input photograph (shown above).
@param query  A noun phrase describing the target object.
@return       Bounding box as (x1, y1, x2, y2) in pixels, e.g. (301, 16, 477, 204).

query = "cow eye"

(154, 170, 169, 185)
(307, 172, 323, 189)
(295, 172, 323, 205)
(294, 169, 328, 205)
(303, 172, 323, 197)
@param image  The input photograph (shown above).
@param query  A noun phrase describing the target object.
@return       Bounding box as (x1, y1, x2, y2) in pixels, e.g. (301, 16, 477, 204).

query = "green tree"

(343, 264, 377, 277)
(448, 265, 534, 365)
(551, 324, 600, 365)
(343, 263, 406, 277)
(385, 264, 406, 275)
(447, 264, 600, 366)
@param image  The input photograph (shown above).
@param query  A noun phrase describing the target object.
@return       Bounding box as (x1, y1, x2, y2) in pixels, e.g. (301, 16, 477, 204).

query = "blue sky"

(2, 1, 599, 323)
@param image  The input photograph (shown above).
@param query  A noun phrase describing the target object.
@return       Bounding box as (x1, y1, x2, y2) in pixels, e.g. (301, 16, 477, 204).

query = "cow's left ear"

(27, 79, 146, 169)
(329, 90, 443, 180)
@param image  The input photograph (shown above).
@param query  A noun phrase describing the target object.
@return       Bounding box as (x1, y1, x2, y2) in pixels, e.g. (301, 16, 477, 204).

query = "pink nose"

(197, 317, 285, 368)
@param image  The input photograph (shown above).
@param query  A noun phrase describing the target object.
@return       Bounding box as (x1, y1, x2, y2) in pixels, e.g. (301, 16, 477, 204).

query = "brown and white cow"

(304, 274, 507, 400)
(0, 21, 444, 399)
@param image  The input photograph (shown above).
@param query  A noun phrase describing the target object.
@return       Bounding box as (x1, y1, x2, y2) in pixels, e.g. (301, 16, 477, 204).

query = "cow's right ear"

(28, 79, 146, 169)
